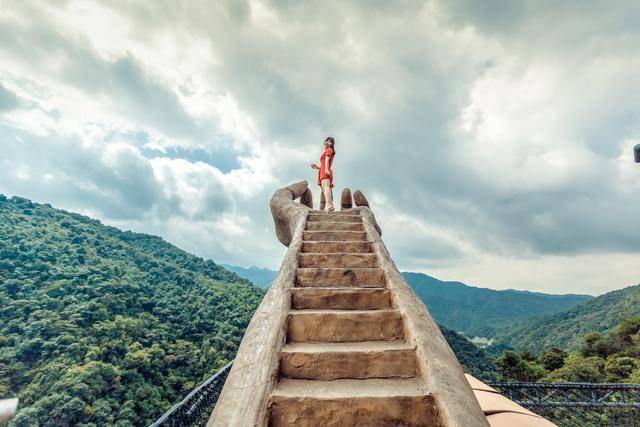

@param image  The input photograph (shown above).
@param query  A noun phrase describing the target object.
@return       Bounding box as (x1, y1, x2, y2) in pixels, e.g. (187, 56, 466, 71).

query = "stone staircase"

(209, 182, 555, 426)
(268, 211, 441, 426)
(210, 182, 488, 427)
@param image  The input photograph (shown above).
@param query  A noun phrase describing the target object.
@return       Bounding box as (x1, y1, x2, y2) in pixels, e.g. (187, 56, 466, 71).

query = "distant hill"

(403, 272, 592, 338)
(0, 195, 264, 426)
(224, 266, 592, 339)
(495, 284, 640, 352)
(439, 325, 497, 382)
(222, 264, 277, 288)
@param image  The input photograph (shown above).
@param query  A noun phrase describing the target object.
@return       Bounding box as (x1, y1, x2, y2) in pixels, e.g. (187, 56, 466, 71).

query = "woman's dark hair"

(325, 137, 335, 153)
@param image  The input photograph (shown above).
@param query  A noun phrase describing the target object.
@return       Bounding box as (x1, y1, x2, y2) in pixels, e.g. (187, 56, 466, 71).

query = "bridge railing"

(150, 363, 232, 427)
(153, 363, 640, 427)
(488, 382, 640, 427)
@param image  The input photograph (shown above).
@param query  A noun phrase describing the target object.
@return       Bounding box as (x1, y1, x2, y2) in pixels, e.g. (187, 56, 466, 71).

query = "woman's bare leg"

(321, 179, 335, 211)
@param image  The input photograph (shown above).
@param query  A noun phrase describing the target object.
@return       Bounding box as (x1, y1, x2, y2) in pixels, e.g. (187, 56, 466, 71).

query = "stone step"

(287, 309, 403, 343)
(308, 214, 361, 223)
(296, 268, 385, 287)
(280, 341, 418, 380)
(301, 241, 373, 254)
(302, 231, 368, 242)
(291, 288, 392, 310)
(298, 253, 377, 268)
(305, 222, 364, 232)
(310, 210, 358, 215)
(269, 378, 439, 426)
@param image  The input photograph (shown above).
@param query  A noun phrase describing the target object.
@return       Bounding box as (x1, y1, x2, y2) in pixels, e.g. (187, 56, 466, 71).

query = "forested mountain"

(438, 325, 497, 382)
(402, 272, 592, 338)
(496, 317, 640, 384)
(0, 195, 264, 426)
(495, 285, 640, 352)
(221, 264, 276, 288)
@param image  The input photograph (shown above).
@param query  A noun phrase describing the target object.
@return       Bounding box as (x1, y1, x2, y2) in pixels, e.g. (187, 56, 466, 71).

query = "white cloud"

(0, 0, 639, 294)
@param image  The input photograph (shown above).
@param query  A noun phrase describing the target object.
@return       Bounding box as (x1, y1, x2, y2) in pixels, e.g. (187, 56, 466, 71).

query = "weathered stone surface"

(210, 182, 310, 426)
(302, 230, 368, 241)
(340, 188, 353, 210)
(269, 379, 441, 426)
(291, 288, 392, 310)
(305, 221, 364, 231)
(212, 183, 490, 427)
(353, 190, 370, 207)
(301, 241, 373, 253)
(296, 267, 385, 287)
(307, 214, 361, 223)
(269, 181, 312, 247)
(298, 253, 377, 268)
(299, 188, 313, 209)
(311, 209, 356, 215)
(357, 206, 489, 427)
(280, 341, 417, 380)
(287, 309, 404, 342)
(209, 207, 305, 426)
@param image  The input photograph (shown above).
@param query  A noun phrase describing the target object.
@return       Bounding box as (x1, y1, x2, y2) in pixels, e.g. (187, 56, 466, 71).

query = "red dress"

(318, 147, 335, 188)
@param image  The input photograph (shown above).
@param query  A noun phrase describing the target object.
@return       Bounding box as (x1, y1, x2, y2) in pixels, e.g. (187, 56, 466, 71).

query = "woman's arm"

(310, 163, 319, 170)
(324, 154, 331, 176)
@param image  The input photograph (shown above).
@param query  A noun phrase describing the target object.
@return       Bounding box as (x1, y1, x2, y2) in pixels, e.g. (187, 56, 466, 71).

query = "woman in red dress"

(311, 137, 336, 211)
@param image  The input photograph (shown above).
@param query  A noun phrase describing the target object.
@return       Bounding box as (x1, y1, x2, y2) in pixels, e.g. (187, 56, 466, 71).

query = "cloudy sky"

(1, 1, 639, 296)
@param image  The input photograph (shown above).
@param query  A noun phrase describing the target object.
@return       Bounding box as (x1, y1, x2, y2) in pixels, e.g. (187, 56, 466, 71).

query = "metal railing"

(150, 362, 232, 427)
(154, 363, 640, 427)
(488, 382, 640, 427)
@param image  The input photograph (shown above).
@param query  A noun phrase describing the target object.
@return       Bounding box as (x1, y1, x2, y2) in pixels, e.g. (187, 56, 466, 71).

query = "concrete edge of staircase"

(358, 206, 490, 427)
(208, 181, 312, 426)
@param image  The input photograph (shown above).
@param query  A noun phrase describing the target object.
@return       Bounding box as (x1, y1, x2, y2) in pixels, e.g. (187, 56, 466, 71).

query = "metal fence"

(150, 362, 232, 427)
(488, 382, 640, 427)
(150, 366, 640, 427)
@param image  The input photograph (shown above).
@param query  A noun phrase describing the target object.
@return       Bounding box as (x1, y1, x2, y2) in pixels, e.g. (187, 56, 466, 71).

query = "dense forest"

(2, 194, 636, 426)
(496, 317, 640, 383)
(403, 272, 592, 338)
(0, 195, 265, 426)
(495, 284, 640, 351)
(438, 325, 497, 381)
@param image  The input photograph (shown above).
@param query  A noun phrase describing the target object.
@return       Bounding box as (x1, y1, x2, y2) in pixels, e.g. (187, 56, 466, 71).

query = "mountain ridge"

(403, 272, 593, 338)
(494, 284, 640, 352)
(224, 264, 593, 338)
(0, 195, 264, 425)
(222, 264, 276, 288)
